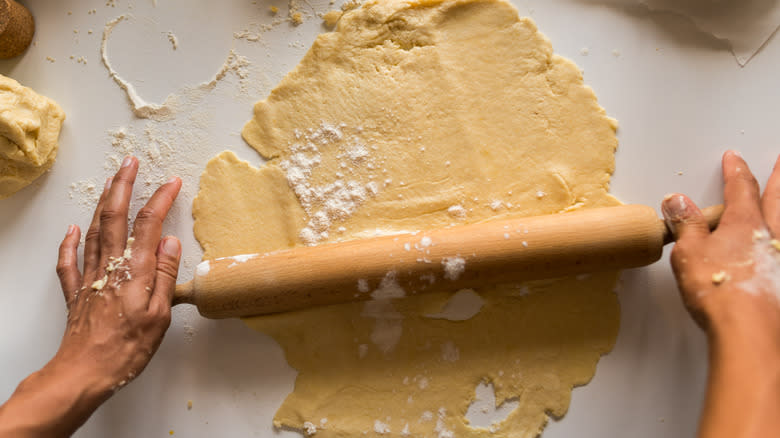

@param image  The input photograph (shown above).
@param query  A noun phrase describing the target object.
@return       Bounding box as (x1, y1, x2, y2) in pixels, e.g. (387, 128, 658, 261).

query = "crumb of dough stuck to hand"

(711, 271, 729, 285)
(771, 239, 780, 252)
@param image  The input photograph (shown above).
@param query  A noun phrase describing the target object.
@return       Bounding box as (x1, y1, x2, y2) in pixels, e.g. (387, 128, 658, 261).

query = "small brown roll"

(0, 0, 35, 59)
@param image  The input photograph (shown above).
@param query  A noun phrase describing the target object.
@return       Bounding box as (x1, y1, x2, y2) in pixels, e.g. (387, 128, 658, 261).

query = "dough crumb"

(322, 9, 342, 27)
(711, 270, 729, 285)
(291, 12, 303, 25)
(166, 31, 179, 50)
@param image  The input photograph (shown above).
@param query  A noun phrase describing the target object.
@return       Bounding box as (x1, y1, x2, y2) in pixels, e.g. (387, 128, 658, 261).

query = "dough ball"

(0, 74, 65, 200)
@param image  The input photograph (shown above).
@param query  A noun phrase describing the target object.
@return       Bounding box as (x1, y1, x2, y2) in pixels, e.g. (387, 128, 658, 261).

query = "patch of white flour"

(735, 230, 780, 302)
(361, 272, 406, 354)
(442, 257, 466, 281)
(280, 122, 381, 245)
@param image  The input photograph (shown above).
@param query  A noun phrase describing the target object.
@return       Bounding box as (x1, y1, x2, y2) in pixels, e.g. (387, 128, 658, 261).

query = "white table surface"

(1, 0, 778, 437)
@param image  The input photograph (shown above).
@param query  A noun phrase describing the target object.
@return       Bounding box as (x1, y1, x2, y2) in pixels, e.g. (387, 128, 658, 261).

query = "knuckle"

(733, 170, 759, 188)
(157, 308, 172, 328)
(99, 207, 122, 223)
(55, 261, 71, 278)
(135, 206, 160, 224)
(157, 257, 180, 281)
(85, 226, 101, 242)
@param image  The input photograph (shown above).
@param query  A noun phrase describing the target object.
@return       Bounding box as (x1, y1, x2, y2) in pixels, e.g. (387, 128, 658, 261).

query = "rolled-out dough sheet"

(193, 0, 622, 436)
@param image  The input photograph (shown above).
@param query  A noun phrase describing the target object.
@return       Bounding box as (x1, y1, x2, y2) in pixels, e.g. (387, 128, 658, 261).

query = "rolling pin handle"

(173, 280, 196, 306)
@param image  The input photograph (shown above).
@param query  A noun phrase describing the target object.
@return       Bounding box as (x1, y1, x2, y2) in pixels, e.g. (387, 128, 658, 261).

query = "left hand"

(53, 156, 183, 395)
(0, 156, 183, 437)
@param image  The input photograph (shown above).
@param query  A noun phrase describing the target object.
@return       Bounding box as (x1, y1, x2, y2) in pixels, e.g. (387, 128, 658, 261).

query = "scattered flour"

(196, 260, 210, 277)
(216, 253, 258, 268)
(442, 257, 466, 281)
(361, 273, 405, 354)
(440, 341, 460, 363)
(735, 229, 780, 301)
(434, 408, 454, 438)
(447, 205, 467, 219)
(302, 421, 317, 435)
(101, 16, 175, 120)
(357, 278, 370, 293)
(425, 289, 484, 321)
(280, 122, 381, 245)
(373, 420, 391, 434)
(370, 272, 406, 300)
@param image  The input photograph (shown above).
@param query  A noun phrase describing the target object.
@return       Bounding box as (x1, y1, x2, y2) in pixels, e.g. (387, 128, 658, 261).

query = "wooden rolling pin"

(174, 204, 723, 319)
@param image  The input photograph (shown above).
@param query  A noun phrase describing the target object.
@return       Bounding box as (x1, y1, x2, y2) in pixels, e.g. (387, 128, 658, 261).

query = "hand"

(0, 157, 183, 437)
(54, 155, 182, 392)
(662, 151, 780, 335)
(662, 151, 780, 438)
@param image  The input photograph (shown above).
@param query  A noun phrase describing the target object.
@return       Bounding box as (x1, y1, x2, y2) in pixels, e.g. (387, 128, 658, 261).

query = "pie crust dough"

(193, 0, 621, 435)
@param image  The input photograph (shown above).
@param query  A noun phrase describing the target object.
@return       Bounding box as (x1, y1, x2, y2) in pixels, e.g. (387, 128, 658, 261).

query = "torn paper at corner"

(642, 0, 780, 66)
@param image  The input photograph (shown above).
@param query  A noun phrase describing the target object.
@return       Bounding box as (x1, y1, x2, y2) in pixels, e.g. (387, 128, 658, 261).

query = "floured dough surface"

(193, 0, 621, 436)
(0, 75, 65, 200)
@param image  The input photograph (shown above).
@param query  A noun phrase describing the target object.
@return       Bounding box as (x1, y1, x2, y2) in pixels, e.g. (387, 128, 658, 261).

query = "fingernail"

(661, 194, 689, 222)
(66, 224, 76, 236)
(122, 156, 134, 168)
(726, 150, 742, 158)
(105, 177, 113, 191)
(162, 237, 181, 257)
(167, 176, 179, 185)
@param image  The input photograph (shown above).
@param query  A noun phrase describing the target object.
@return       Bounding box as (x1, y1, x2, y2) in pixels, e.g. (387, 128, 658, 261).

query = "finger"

(130, 177, 182, 275)
(149, 236, 182, 310)
(56, 225, 83, 303)
(662, 193, 710, 241)
(84, 178, 112, 279)
(761, 154, 780, 236)
(99, 157, 138, 266)
(720, 150, 763, 228)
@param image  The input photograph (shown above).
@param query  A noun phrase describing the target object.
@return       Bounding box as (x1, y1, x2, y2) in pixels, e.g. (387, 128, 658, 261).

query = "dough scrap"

(0, 74, 65, 200)
(193, 0, 621, 436)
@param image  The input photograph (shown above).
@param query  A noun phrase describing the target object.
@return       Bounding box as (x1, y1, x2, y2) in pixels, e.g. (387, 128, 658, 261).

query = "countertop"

(1, 0, 778, 436)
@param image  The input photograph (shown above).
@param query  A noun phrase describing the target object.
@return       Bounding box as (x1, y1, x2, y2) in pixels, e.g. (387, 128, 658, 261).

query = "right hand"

(661, 151, 780, 341)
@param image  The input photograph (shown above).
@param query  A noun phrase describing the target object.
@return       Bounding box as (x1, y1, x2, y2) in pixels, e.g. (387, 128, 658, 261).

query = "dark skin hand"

(0, 157, 183, 437)
(662, 151, 780, 438)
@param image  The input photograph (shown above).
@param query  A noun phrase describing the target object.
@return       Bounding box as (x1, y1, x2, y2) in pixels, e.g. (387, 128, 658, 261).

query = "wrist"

(0, 358, 114, 437)
(703, 291, 780, 364)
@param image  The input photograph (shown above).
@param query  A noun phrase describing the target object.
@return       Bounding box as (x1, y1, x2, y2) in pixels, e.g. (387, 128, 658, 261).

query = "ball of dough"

(0, 74, 65, 200)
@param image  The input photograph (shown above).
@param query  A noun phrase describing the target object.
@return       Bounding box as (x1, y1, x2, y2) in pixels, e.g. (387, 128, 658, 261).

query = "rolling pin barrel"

(176, 204, 713, 319)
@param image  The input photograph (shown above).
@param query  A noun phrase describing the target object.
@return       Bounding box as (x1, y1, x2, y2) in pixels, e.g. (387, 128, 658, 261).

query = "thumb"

(151, 236, 182, 306)
(662, 193, 710, 241)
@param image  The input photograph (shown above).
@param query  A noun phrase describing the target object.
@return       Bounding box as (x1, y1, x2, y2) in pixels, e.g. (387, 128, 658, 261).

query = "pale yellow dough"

(0, 75, 65, 200)
(193, 0, 621, 436)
